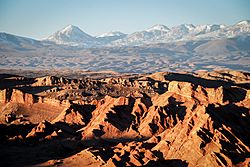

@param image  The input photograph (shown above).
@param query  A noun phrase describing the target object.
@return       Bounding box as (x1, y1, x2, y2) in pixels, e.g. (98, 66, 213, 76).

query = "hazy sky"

(0, 0, 249, 39)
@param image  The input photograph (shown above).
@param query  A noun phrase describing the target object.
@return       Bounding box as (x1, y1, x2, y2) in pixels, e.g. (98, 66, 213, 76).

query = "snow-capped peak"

(41, 20, 250, 47)
(97, 31, 126, 38)
(146, 24, 170, 32)
(172, 24, 196, 31)
(51, 24, 90, 38)
(236, 20, 250, 26)
(45, 24, 97, 47)
(181, 24, 195, 30)
(60, 24, 83, 34)
(194, 24, 225, 33)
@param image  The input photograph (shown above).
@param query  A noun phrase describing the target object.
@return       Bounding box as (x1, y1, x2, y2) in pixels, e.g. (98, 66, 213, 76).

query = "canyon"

(0, 70, 249, 166)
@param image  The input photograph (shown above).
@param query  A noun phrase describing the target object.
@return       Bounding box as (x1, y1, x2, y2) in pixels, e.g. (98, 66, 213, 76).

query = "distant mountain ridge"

(1, 20, 250, 47)
(0, 22, 250, 73)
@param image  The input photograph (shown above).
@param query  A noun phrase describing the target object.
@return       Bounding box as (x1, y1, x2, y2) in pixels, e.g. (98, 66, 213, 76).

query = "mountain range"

(1, 20, 250, 48)
(0, 20, 249, 73)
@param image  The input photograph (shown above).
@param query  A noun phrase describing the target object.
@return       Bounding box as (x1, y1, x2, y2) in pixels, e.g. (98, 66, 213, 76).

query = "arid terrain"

(0, 70, 249, 167)
(1, 21, 250, 73)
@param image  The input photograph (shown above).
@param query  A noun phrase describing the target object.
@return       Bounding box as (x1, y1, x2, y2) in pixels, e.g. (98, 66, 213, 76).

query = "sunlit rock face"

(0, 70, 249, 166)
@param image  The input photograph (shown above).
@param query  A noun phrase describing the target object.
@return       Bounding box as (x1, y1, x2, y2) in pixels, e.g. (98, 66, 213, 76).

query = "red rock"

(10, 89, 34, 104)
(52, 105, 85, 126)
(168, 81, 194, 98)
(1, 70, 249, 167)
(26, 120, 54, 139)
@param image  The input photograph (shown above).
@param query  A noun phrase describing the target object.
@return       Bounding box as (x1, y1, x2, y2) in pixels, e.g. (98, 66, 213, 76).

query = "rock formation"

(0, 70, 249, 167)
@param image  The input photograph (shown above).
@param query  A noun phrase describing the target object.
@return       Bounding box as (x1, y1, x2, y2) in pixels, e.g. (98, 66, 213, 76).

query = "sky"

(0, 0, 249, 39)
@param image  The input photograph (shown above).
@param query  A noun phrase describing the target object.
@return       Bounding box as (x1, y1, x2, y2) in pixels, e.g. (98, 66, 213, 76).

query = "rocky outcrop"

(33, 76, 60, 86)
(0, 89, 7, 103)
(52, 104, 95, 127)
(10, 89, 34, 105)
(26, 120, 54, 139)
(52, 107, 85, 126)
(167, 81, 224, 104)
(80, 96, 139, 141)
(111, 142, 159, 166)
(0, 70, 249, 167)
